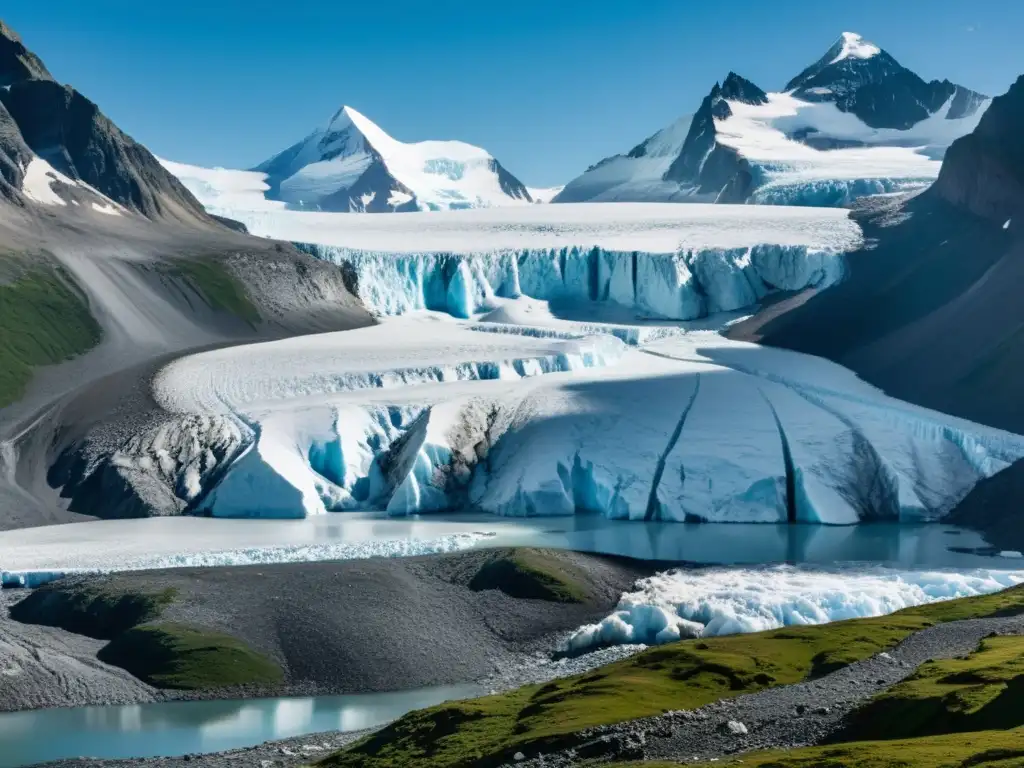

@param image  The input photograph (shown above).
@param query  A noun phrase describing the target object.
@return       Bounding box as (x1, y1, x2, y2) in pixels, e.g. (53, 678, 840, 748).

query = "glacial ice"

(564, 565, 1024, 652)
(749, 177, 930, 207)
(131, 317, 1024, 526)
(302, 243, 845, 321)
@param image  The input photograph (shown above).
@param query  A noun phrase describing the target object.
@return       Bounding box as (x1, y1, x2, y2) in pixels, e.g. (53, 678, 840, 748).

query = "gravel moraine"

(503, 614, 1024, 766)
(32, 729, 374, 768)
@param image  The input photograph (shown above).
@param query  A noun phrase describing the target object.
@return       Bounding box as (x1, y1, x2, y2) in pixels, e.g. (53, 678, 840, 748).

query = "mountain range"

(555, 32, 989, 206)
(155, 32, 993, 215)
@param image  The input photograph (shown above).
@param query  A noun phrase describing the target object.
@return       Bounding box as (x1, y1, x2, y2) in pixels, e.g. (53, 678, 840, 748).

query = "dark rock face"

(720, 72, 768, 105)
(848, 75, 982, 130)
(319, 159, 419, 213)
(663, 74, 762, 197)
(786, 41, 904, 103)
(663, 84, 725, 185)
(489, 158, 533, 202)
(0, 20, 52, 86)
(947, 86, 989, 120)
(932, 75, 1024, 223)
(0, 100, 31, 202)
(1, 79, 210, 221)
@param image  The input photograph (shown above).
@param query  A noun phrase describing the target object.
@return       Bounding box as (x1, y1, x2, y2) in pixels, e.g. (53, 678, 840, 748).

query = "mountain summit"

(556, 32, 989, 206)
(786, 31, 986, 130)
(0, 22, 208, 221)
(254, 105, 533, 212)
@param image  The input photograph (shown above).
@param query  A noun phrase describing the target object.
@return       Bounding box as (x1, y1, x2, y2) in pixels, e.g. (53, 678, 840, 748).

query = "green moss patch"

(321, 586, 1024, 768)
(469, 549, 588, 603)
(623, 729, 1024, 768)
(10, 580, 177, 639)
(0, 262, 101, 407)
(843, 635, 1024, 741)
(97, 622, 283, 690)
(173, 258, 260, 325)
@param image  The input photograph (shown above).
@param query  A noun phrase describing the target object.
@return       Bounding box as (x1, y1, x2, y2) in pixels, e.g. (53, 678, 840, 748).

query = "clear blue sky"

(6, 0, 1021, 186)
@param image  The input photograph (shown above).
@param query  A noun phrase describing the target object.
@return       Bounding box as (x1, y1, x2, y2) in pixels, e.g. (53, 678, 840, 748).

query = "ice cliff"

(300, 243, 845, 321)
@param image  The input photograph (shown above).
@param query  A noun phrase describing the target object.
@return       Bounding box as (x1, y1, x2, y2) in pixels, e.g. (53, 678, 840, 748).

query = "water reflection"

(503, 517, 999, 568)
(0, 684, 480, 768)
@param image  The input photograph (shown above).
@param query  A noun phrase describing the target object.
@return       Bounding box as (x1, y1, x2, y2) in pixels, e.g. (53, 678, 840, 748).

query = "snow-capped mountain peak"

(254, 105, 533, 213)
(556, 31, 990, 207)
(829, 32, 882, 64)
(785, 32, 903, 101)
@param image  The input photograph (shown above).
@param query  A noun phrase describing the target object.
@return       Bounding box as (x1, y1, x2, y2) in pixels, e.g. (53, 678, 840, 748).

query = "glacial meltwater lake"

(1, 515, 1018, 765)
(0, 684, 482, 767)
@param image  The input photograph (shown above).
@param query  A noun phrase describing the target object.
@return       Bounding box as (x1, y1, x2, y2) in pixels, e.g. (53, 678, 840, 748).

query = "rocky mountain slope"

(555, 32, 988, 206)
(0, 20, 372, 530)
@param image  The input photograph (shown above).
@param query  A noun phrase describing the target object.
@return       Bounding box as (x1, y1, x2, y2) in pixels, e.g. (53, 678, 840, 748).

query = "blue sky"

(6, 0, 1021, 186)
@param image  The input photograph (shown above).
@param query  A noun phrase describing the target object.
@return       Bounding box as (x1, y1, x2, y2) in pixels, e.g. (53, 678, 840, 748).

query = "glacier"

(78, 314, 1024, 526)
(43, 203, 1024, 533)
(300, 243, 844, 320)
(146, 197, 863, 322)
(749, 177, 931, 207)
(563, 565, 1024, 653)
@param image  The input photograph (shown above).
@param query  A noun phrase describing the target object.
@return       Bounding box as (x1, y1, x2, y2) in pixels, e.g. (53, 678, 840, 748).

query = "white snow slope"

(565, 565, 1024, 652)
(251, 105, 533, 212)
(157, 159, 287, 215)
(20, 156, 127, 214)
(554, 114, 695, 203)
(722, 91, 987, 205)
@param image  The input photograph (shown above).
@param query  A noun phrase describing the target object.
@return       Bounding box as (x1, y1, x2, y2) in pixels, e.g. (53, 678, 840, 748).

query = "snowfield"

(154, 192, 862, 254)
(564, 565, 1024, 652)
(21, 156, 128, 214)
(158, 158, 288, 214)
(553, 114, 696, 204)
